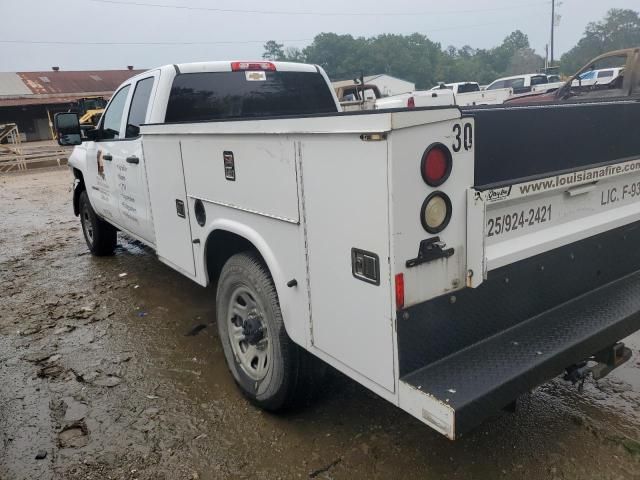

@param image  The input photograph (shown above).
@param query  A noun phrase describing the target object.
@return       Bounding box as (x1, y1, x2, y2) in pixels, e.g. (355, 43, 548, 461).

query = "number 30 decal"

(452, 123, 473, 152)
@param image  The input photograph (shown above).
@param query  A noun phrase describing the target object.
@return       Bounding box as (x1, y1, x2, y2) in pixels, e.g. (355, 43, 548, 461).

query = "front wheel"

(78, 190, 117, 256)
(216, 252, 324, 411)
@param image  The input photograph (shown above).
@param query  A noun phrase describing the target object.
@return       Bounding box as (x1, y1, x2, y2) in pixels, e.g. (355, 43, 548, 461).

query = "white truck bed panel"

(181, 136, 300, 223)
(142, 137, 196, 278)
(300, 134, 395, 392)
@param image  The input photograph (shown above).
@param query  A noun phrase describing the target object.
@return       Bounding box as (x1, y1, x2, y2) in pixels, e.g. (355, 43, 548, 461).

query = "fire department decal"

(96, 150, 105, 178)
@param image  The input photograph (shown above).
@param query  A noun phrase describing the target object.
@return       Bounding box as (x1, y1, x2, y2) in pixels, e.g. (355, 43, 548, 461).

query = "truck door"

(85, 84, 131, 222)
(111, 74, 158, 244)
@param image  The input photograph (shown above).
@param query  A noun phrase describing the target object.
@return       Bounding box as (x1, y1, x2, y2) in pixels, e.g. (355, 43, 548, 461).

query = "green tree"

(270, 9, 639, 89)
(560, 9, 640, 74)
(262, 40, 285, 61)
(507, 48, 544, 75)
(283, 47, 305, 62)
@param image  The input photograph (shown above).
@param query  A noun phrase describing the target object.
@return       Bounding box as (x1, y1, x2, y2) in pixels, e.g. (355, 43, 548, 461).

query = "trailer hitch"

(591, 342, 632, 380)
(564, 342, 632, 391)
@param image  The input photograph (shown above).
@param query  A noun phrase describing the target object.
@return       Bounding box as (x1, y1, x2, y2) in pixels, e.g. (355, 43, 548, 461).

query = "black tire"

(216, 252, 325, 411)
(78, 189, 117, 256)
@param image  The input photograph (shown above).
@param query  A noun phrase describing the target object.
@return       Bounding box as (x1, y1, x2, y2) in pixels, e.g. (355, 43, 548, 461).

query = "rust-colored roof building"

(0, 68, 143, 141)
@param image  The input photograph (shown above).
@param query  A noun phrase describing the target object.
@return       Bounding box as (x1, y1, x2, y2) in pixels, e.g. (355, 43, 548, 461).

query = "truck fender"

(201, 219, 302, 344)
(68, 145, 88, 216)
(73, 180, 83, 216)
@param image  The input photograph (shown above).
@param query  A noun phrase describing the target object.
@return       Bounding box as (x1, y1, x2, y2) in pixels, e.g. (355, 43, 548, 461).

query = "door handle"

(126, 156, 139, 164)
(102, 153, 112, 161)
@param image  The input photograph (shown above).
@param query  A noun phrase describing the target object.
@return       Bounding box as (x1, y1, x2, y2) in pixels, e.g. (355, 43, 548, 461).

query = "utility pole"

(550, 0, 555, 66)
(545, 44, 549, 71)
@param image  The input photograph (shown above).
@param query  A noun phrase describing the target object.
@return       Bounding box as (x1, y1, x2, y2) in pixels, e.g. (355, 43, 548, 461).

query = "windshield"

(561, 52, 630, 100)
(579, 70, 596, 80)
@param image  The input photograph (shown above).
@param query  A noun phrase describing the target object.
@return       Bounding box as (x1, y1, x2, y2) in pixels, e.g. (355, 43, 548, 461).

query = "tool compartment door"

(143, 137, 196, 278)
(301, 135, 395, 392)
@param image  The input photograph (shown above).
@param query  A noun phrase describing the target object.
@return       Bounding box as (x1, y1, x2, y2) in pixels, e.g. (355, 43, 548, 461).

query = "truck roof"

(430, 82, 479, 90)
(490, 73, 547, 83)
(171, 61, 319, 74)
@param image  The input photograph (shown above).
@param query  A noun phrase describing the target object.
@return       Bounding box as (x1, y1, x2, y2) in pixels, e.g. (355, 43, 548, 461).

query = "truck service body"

(58, 60, 640, 440)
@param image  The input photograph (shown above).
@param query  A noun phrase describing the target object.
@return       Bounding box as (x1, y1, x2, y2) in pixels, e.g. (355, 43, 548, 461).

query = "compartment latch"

(406, 237, 455, 268)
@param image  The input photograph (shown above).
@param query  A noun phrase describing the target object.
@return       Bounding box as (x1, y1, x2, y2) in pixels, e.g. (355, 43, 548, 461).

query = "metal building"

(0, 68, 142, 141)
(363, 74, 415, 97)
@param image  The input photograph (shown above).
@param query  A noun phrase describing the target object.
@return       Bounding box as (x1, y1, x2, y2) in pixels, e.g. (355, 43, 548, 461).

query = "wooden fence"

(0, 124, 72, 174)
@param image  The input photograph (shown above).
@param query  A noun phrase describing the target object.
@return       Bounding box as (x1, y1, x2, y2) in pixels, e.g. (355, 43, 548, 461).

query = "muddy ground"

(1, 168, 639, 480)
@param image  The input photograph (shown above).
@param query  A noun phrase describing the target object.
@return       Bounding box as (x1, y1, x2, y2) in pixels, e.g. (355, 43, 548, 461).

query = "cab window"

(101, 85, 130, 140)
(165, 71, 338, 122)
(507, 78, 525, 89)
(487, 80, 505, 90)
(126, 77, 154, 138)
(530, 75, 548, 86)
(457, 83, 480, 93)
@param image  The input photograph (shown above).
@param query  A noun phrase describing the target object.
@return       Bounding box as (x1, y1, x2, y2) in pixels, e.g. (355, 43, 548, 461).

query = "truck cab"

(431, 82, 481, 94)
(64, 61, 340, 249)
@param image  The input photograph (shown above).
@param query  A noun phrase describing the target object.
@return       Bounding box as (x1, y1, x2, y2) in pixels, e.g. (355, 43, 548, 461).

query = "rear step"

(399, 270, 640, 440)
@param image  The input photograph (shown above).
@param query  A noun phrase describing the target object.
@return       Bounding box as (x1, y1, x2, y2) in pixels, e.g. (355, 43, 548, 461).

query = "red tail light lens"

(421, 143, 452, 186)
(407, 96, 416, 109)
(395, 273, 405, 310)
(231, 61, 276, 71)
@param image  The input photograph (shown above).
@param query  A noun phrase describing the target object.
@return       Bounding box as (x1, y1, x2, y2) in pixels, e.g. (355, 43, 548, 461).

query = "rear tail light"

(421, 143, 452, 186)
(395, 273, 405, 310)
(231, 61, 276, 71)
(420, 192, 452, 234)
(407, 96, 415, 109)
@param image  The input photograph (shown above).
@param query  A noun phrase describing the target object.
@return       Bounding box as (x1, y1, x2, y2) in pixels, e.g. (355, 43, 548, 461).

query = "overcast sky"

(0, 0, 637, 73)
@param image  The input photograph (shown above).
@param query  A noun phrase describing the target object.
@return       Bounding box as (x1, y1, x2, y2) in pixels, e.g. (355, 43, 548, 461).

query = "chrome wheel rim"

(227, 286, 271, 381)
(81, 203, 94, 244)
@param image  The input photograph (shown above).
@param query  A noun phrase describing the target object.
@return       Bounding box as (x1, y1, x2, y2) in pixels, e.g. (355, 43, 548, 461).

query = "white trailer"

(55, 60, 640, 439)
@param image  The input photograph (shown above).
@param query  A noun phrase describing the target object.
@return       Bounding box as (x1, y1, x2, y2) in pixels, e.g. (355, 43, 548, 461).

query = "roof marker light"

(231, 61, 276, 72)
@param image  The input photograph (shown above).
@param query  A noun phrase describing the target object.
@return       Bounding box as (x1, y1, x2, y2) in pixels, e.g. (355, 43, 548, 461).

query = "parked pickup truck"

(375, 82, 511, 111)
(487, 73, 564, 95)
(430, 82, 513, 106)
(374, 89, 455, 110)
(56, 59, 640, 440)
(506, 48, 640, 105)
(333, 80, 381, 111)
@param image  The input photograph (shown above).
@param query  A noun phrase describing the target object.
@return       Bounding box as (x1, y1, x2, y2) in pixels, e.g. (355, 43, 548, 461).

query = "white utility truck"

(430, 82, 513, 106)
(56, 59, 640, 440)
(487, 73, 565, 95)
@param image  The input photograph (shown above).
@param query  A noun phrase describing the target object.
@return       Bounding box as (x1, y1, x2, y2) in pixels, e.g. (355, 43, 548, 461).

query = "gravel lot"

(1, 167, 639, 479)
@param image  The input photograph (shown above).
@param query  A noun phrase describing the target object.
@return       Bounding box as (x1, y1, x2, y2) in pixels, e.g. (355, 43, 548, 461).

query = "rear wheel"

(78, 190, 117, 256)
(216, 252, 324, 410)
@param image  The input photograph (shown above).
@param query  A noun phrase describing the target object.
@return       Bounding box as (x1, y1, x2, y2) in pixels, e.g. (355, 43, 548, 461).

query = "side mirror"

(54, 112, 82, 146)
